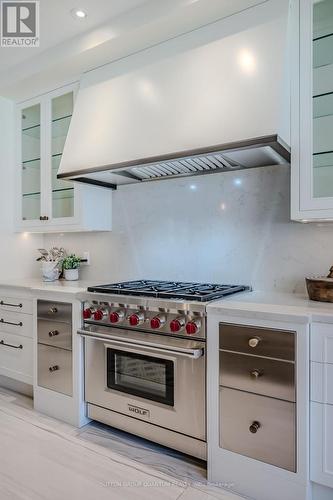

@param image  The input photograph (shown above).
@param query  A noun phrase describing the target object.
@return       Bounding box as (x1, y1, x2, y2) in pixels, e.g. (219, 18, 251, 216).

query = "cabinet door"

(311, 402, 333, 488)
(20, 101, 43, 224)
(50, 89, 76, 223)
(16, 83, 112, 233)
(311, 0, 333, 201)
(292, 0, 333, 220)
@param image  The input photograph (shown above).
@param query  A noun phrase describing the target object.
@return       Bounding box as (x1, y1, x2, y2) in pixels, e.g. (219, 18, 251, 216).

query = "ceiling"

(0, 0, 269, 101)
(0, 0, 147, 71)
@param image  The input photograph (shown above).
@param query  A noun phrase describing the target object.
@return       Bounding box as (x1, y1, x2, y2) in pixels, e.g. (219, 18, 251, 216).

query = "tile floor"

(0, 387, 245, 500)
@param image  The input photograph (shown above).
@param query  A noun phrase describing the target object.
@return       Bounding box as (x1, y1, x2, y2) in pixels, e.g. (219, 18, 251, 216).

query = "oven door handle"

(77, 329, 204, 360)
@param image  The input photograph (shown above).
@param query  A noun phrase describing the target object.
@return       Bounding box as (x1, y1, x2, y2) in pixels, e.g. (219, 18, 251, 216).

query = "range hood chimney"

(58, 1, 290, 189)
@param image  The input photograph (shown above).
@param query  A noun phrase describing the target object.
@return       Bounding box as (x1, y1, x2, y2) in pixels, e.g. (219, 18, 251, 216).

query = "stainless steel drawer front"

(220, 387, 296, 472)
(220, 351, 295, 402)
(37, 300, 72, 323)
(219, 323, 295, 360)
(38, 319, 72, 351)
(37, 344, 72, 396)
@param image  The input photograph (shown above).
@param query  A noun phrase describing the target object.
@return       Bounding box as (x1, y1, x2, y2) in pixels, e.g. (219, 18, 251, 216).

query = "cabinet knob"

(39, 216, 49, 221)
(49, 365, 59, 372)
(48, 330, 59, 337)
(250, 369, 263, 379)
(249, 421, 261, 434)
(248, 337, 261, 348)
(48, 307, 58, 314)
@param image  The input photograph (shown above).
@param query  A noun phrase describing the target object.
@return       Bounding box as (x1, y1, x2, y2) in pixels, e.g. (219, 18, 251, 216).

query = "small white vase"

(64, 268, 79, 281)
(42, 262, 59, 282)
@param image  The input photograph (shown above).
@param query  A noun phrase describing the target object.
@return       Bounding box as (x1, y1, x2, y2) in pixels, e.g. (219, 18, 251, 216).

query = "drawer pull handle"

(48, 307, 58, 314)
(248, 337, 261, 348)
(0, 301, 23, 308)
(0, 319, 23, 327)
(49, 365, 59, 372)
(250, 369, 263, 379)
(48, 330, 59, 337)
(0, 340, 23, 349)
(249, 421, 261, 434)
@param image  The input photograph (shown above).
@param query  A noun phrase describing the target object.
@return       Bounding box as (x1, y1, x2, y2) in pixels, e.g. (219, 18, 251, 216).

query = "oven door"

(80, 327, 206, 440)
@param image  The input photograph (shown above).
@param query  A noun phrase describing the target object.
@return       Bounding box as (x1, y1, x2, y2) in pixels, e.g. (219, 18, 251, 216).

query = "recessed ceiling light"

(71, 8, 87, 19)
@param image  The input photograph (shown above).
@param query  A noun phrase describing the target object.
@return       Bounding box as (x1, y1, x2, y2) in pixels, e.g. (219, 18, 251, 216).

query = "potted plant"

(62, 254, 81, 281)
(37, 247, 66, 282)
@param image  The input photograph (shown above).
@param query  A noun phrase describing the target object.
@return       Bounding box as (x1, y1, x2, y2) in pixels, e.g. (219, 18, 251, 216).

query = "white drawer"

(311, 323, 333, 363)
(0, 310, 33, 338)
(0, 332, 32, 384)
(310, 402, 333, 488)
(311, 361, 333, 404)
(0, 296, 32, 315)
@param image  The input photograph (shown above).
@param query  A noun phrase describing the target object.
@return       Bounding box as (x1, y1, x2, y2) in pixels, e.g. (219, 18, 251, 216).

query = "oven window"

(107, 349, 174, 406)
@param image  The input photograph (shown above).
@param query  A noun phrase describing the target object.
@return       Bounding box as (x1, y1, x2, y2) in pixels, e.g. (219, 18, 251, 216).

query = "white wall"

(44, 165, 333, 293)
(0, 97, 42, 279)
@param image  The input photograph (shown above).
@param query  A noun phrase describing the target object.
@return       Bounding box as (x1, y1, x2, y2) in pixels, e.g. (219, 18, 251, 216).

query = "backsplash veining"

(44, 165, 333, 293)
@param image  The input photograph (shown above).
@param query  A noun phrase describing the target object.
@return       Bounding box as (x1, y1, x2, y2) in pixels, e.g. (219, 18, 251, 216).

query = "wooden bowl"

(306, 277, 333, 302)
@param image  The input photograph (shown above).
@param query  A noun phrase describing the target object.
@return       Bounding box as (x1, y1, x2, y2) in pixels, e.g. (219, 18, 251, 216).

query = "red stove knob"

(83, 308, 92, 319)
(186, 320, 201, 335)
(110, 312, 120, 323)
(170, 318, 185, 333)
(129, 312, 144, 326)
(150, 315, 166, 329)
(93, 309, 105, 321)
(110, 310, 125, 323)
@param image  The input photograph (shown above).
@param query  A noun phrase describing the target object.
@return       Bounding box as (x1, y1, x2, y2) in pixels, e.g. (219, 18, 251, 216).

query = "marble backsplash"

(44, 165, 333, 293)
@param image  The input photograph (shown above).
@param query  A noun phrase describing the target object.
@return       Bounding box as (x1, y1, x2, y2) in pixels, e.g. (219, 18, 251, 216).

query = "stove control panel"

(82, 302, 205, 338)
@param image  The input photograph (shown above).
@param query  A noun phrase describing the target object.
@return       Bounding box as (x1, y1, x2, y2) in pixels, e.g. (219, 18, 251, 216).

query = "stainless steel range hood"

(58, 135, 290, 190)
(58, 1, 290, 190)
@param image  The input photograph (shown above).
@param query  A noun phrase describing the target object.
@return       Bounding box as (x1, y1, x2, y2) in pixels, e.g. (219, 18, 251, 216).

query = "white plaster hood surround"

(58, 0, 291, 189)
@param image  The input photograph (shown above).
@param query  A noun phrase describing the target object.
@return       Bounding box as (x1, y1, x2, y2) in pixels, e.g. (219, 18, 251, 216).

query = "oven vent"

(131, 153, 237, 179)
(58, 135, 290, 189)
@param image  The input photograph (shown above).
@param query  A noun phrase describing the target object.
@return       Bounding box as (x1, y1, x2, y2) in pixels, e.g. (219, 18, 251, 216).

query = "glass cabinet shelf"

(22, 123, 40, 133)
(22, 157, 41, 165)
(313, 33, 333, 68)
(52, 114, 72, 124)
(313, 92, 333, 118)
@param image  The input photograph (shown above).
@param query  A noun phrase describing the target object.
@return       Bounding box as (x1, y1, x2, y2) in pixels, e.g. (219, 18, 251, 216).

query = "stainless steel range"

(78, 280, 250, 460)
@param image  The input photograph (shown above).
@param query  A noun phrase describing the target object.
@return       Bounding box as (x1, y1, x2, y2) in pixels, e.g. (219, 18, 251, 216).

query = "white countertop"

(1, 280, 333, 322)
(207, 290, 333, 323)
(0, 278, 92, 295)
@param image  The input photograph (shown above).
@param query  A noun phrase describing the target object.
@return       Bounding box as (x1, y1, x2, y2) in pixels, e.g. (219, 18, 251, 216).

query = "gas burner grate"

(87, 280, 250, 302)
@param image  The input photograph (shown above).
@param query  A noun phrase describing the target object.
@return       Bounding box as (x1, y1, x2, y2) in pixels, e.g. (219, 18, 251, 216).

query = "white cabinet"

(310, 322, 333, 488)
(0, 290, 33, 385)
(311, 401, 333, 489)
(207, 310, 310, 500)
(291, 0, 333, 221)
(16, 83, 112, 232)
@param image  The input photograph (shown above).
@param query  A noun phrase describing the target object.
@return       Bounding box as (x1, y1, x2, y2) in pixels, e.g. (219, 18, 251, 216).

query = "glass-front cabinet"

(16, 84, 112, 232)
(291, 0, 333, 220)
(21, 103, 41, 222)
(51, 92, 74, 220)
